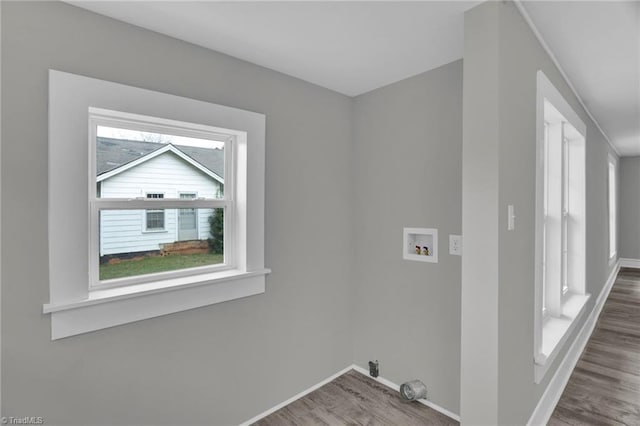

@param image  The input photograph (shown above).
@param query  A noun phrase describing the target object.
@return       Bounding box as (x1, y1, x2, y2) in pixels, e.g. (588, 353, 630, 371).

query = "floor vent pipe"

(399, 380, 427, 401)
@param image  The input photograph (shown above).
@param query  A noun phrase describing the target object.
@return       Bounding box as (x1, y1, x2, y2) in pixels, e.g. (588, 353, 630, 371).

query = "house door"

(178, 193, 198, 241)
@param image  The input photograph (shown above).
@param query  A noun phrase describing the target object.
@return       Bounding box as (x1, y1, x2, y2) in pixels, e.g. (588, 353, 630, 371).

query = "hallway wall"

(620, 156, 640, 260)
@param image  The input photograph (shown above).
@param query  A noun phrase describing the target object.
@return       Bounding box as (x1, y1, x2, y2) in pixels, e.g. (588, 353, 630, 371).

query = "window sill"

(43, 268, 271, 340)
(534, 292, 590, 383)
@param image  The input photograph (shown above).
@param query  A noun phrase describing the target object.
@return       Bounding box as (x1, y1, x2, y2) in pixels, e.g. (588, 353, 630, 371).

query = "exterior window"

(91, 112, 229, 288)
(46, 70, 268, 340)
(608, 157, 617, 260)
(145, 193, 165, 231)
(534, 71, 588, 383)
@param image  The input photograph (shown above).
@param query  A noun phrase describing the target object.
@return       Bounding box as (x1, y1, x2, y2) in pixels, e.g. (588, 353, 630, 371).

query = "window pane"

(609, 161, 616, 258)
(98, 208, 224, 281)
(96, 126, 225, 199)
(146, 210, 165, 230)
(145, 194, 165, 230)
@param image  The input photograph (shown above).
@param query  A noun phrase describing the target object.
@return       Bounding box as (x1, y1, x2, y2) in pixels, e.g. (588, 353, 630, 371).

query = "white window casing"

(534, 71, 589, 383)
(44, 70, 269, 340)
(608, 156, 617, 262)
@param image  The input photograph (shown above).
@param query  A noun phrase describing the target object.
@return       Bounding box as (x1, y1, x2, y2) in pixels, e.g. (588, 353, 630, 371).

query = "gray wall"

(620, 156, 640, 259)
(352, 61, 463, 415)
(461, 2, 620, 424)
(1, 2, 354, 424)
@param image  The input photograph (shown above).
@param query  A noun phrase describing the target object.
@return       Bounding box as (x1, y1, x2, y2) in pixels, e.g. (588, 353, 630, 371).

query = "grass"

(99, 252, 224, 281)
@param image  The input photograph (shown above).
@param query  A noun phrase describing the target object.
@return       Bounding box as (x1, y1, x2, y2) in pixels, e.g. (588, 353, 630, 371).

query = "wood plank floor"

(549, 267, 640, 426)
(253, 370, 458, 426)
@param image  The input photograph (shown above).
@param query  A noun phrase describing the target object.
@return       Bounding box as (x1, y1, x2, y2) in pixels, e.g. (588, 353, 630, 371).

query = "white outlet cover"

(449, 234, 462, 256)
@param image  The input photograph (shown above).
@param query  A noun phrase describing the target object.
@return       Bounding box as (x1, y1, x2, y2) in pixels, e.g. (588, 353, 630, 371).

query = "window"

(608, 156, 617, 261)
(45, 70, 269, 339)
(145, 193, 165, 231)
(534, 71, 589, 383)
(90, 111, 230, 288)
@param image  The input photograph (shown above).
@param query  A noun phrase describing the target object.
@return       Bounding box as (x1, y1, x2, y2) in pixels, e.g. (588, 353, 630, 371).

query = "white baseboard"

(240, 258, 624, 426)
(351, 365, 460, 422)
(620, 258, 640, 268)
(238, 365, 353, 426)
(527, 259, 621, 426)
(239, 364, 460, 425)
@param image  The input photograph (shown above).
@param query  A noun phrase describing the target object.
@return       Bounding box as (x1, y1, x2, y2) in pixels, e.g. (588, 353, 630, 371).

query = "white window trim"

(89, 110, 237, 290)
(534, 71, 589, 383)
(44, 70, 269, 340)
(608, 155, 618, 264)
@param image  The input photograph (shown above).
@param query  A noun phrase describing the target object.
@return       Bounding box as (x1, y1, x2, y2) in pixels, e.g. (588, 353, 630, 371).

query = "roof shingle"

(96, 137, 224, 178)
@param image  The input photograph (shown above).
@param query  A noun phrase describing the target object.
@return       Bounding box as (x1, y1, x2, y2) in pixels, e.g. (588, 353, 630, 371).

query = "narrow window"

(534, 71, 588, 383)
(608, 157, 617, 260)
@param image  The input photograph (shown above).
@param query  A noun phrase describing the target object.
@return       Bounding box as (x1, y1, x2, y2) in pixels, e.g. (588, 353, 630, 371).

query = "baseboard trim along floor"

(620, 258, 640, 268)
(239, 364, 460, 425)
(238, 365, 353, 426)
(350, 365, 460, 422)
(239, 259, 626, 426)
(527, 259, 621, 426)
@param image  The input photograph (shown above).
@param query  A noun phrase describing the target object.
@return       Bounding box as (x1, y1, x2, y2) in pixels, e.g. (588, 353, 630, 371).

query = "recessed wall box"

(403, 228, 438, 263)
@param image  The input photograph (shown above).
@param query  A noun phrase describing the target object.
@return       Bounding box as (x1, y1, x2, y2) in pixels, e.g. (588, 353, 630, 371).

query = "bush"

(207, 208, 224, 254)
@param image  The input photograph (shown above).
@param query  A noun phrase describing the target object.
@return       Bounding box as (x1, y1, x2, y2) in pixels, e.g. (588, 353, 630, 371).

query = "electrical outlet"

(449, 235, 462, 256)
(368, 360, 379, 378)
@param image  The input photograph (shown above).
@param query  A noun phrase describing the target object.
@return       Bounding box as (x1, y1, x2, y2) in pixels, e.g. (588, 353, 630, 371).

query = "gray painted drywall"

(0, 1, 3, 419)
(462, 2, 620, 425)
(460, 3, 501, 423)
(620, 156, 640, 260)
(351, 60, 462, 415)
(1, 2, 353, 424)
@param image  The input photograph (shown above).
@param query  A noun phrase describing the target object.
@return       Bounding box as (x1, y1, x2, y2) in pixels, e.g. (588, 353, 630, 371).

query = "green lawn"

(99, 252, 224, 281)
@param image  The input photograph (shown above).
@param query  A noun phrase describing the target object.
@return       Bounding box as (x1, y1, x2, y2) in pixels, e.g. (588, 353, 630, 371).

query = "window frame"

(88, 109, 237, 290)
(44, 70, 269, 340)
(534, 71, 589, 383)
(608, 155, 617, 262)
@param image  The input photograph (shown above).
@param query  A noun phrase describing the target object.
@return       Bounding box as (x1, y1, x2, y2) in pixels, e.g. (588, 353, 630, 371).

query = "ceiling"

(66, 1, 479, 97)
(67, 1, 639, 156)
(522, 1, 639, 157)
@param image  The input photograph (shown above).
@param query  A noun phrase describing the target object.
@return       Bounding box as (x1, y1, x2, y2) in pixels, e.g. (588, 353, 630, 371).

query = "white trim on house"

(96, 143, 224, 184)
(528, 260, 620, 426)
